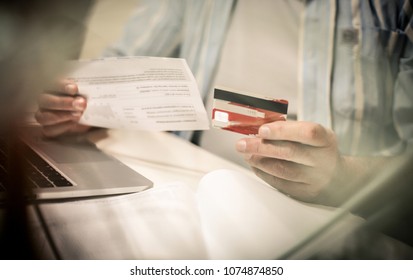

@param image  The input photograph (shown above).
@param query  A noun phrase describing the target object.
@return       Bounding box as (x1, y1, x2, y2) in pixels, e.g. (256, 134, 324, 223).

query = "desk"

(29, 129, 365, 260)
(31, 128, 270, 259)
(87, 129, 255, 190)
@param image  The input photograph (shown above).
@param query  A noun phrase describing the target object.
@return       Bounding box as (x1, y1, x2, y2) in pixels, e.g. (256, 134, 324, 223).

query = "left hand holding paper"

(35, 80, 91, 137)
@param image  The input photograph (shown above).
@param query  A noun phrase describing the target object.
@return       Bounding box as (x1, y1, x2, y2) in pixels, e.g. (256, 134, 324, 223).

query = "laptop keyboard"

(23, 145, 73, 188)
(0, 137, 73, 192)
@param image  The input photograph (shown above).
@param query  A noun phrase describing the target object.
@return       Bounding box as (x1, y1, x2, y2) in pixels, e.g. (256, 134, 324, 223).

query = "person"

(35, 0, 236, 140)
(36, 0, 413, 206)
(33, 0, 413, 257)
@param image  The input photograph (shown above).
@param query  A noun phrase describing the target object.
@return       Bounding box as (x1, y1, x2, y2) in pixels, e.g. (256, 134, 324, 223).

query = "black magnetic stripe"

(214, 88, 288, 113)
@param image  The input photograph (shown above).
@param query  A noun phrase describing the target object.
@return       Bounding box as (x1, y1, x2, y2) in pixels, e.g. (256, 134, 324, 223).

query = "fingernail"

(236, 140, 246, 152)
(65, 84, 77, 94)
(72, 97, 86, 111)
(258, 126, 270, 138)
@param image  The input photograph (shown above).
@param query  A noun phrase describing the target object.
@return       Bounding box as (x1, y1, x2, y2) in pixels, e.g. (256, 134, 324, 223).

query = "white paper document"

(66, 56, 210, 131)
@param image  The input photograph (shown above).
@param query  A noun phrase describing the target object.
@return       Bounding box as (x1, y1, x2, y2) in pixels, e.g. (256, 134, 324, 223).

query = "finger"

(41, 121, 79, 138)
(251, 167, 322, 202)
(53, 79, 79, 95)
(38, 93, 86, 111)
(35, 110, 82, 126)
(67, 123, 91, 134)
(57, 83, 78, 95)
(236, 138, 315, 166)
(246, 154, 317, 184)
(43, 80, 78, 97)
(258, 121, 335, 147)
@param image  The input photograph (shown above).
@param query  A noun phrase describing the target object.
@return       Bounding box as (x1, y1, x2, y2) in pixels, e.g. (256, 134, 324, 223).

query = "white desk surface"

(87, 128, 257, 190)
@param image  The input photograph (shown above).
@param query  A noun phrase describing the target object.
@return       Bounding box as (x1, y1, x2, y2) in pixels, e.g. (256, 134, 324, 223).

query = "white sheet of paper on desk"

(66, 56, 209, 131)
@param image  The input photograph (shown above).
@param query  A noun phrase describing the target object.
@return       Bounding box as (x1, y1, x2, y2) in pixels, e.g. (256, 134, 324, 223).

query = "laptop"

(0, 125, 153, 200)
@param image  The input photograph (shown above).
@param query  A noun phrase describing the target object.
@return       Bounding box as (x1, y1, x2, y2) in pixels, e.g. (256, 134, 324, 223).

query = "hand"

(235, 121, 342, 202)
(35, 80, 91, 137)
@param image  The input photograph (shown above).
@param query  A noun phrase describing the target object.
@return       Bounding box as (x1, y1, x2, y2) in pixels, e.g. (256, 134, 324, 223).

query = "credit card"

(212, 88, 288, 135)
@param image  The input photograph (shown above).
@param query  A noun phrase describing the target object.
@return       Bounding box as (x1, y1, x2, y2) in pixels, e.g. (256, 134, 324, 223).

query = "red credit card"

(212, 88, 288, 135)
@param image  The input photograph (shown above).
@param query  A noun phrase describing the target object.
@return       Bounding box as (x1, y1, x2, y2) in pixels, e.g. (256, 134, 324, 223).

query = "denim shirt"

(102, 0, 235, 139)
(103, 0, 413, 153)
(301, 0, 413, 155)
